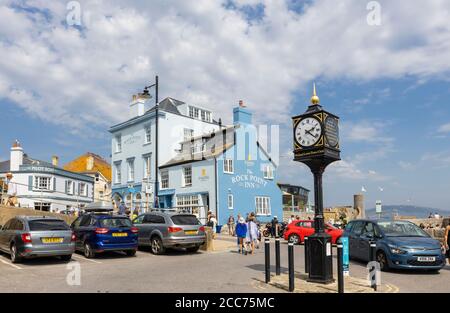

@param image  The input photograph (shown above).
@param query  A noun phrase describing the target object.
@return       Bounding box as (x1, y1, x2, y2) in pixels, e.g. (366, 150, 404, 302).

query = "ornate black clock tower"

(292, 83, 340, 284)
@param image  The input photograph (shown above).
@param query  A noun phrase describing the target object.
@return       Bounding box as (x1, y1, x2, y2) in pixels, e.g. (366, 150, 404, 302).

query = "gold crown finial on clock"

(310, 82, 320, 105)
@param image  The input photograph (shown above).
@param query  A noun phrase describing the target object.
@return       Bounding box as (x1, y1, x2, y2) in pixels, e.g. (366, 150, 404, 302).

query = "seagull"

(378, 187, 384, 192)
(361, 186, 367, 192)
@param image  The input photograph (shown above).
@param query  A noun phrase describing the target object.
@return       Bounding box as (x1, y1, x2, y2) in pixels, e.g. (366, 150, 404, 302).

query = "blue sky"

(1, 0, 450, 210)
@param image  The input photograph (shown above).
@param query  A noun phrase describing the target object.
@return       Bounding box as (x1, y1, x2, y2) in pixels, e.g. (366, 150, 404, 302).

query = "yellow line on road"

(0, 257, 22, 270)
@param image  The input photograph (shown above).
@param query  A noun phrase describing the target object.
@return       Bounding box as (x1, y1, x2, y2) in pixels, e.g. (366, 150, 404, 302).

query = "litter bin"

(216, 225, 223, 234)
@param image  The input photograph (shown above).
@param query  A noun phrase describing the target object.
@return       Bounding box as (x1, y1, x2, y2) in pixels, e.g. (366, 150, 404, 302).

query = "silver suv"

(132, 211, 206, 255)
(0, 216, 75, 263)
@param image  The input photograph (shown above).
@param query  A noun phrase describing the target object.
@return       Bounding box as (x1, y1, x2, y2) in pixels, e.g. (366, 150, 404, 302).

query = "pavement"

(0, 235, 449, 293)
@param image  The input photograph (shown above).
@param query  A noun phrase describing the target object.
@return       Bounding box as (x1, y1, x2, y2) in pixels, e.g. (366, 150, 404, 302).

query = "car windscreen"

(170, 215, 201, 226)
(99, 218, 132, 228)
(29, 220, 70, 231)
(377, 221, 429, 237)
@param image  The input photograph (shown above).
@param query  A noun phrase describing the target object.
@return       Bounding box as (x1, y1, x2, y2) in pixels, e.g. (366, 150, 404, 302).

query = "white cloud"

(438, 123, 450, 134)
(0, 0, 450, 137)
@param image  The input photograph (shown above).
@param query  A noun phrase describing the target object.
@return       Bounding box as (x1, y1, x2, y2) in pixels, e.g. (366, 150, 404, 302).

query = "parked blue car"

(71, 213, 138, 258)
(344, 219, 446, 272)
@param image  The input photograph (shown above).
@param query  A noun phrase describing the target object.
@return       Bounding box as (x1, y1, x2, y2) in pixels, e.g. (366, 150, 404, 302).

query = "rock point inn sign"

(231, 169, 268, 189)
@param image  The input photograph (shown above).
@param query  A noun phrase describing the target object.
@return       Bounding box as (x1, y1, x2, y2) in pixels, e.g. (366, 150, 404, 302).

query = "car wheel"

(126, 250, 137, 257)
(151, 237, 165, 255)
(288, 234, 300, 245)
(10, 243, 21, 264)
(186, 246, 200, 253)
(60, 255, 72, 262)
(84, 242, 96, 259)
(377, 250, 389, 271)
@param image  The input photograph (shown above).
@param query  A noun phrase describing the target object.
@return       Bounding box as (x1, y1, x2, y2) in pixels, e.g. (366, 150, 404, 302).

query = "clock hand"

(305, 128, 318, 138)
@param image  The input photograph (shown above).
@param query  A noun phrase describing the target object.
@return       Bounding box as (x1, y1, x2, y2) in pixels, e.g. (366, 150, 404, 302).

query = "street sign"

(145, 185, 153, 194)
(341, 237, 350, 276)
(376, 200, 382, 214)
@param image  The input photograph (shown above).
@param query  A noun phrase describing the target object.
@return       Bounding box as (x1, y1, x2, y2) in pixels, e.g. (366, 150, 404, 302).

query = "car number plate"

(185, 230, 198, 235)
(112, 233, 128, 237)
(417, 256, 435, 262)
(42, 237, 64, 244)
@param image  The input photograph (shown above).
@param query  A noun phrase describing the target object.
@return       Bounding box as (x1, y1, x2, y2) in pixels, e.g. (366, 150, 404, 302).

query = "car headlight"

(390, 247, 408, 254)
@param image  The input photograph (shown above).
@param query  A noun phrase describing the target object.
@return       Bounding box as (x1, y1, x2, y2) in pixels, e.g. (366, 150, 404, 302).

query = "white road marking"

(0, 257, 22, 269)
(72, 254, 102, 264)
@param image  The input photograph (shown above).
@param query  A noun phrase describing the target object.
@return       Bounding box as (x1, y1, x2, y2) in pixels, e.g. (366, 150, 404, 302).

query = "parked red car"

(284, 220, 343, 244)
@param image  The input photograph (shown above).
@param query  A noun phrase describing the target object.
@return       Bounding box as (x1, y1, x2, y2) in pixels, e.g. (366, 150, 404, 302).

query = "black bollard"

(337, 241, 344, 293)
(304, 236, 309, 273)
(265, 238, 271, 283)
(370, 241, 377, 291)
(275, 238, 281, 275)
(288, 242, 295, 292)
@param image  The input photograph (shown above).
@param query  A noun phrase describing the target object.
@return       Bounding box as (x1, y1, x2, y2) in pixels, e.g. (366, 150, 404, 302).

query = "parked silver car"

(133, 212, 206, 255)
(0, 216, 75, 263)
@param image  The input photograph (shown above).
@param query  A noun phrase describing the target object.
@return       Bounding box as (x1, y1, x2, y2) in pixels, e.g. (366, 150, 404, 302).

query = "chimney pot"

(52, 156, 59, 167)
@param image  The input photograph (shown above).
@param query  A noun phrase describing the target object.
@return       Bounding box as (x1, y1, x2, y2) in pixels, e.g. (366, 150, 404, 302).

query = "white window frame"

(127, 159, 135, 182)
(144, 126, 151, 144)
(34, 176, 52, 191)
(115, 135, 122, 153)
(114, 163, 121, 184)
(184, 128, 194, 141)
(182, 166, 192, 187)
(160, 170, 169, 189)
(176, 195, 199, 214)
(223, 159, 234, 174)
(227, 194, 234, 210)
(79, 182, 87, 197)
(67, 180, 74, 195)
(255, 196, 271, 216)
(263, 164, 274, 180)
(143, 155, 151, 180)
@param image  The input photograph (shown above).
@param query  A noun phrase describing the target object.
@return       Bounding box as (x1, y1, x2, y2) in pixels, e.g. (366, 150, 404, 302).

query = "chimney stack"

(10, 140, 24, 171)
(86, 155, 94, 171)
(52, 155, 59, 167)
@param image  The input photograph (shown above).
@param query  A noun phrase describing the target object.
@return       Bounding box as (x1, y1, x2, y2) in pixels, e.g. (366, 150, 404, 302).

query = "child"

(235, 217, 248, 254)
(246, 216, 259, 255)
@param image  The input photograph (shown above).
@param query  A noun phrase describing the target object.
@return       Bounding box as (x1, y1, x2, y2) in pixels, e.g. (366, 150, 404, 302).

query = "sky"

(1, 0, 450, 210)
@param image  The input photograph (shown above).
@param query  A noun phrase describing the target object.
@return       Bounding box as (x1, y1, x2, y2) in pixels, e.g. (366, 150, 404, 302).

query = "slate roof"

(160, 126, 236, 168)
(0, 155, 55, 173)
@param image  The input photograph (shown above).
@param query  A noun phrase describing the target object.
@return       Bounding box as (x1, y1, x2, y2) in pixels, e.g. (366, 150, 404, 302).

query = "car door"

(348, 221, 365, 260)
(72, 215, 90, 249)
(132, 215, 145, 245)
(302, 221, 315, 240)
(358, 222, 376, 262)
(139, 214, 156, 245)
(0, 220, 13, 251)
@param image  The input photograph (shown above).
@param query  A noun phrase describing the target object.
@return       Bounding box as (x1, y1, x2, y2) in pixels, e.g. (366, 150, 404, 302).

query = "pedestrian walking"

(227, 215, 235, 236)
(288, 215, 295, 225)
(270, 216, 279, 238)
(235, 217, 247, 254)
(210, 214, 218, 239)
(118, 202, 126, 215)
(246, 216, 259, 255)
(444, 221, 450, 265)
(132, 208, 139, 221)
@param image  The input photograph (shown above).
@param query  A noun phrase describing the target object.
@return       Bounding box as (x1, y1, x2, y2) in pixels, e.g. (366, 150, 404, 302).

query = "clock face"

(324, 116, 339, 147)
(295, 117, 322, 147)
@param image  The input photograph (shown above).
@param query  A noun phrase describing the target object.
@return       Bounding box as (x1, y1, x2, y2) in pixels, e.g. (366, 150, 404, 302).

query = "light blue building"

(160, 104, 282, 225)
(109, 93, 282, 225)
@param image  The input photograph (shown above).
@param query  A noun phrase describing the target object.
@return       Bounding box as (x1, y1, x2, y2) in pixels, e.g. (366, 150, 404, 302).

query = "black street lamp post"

(143, 75, 159, 208)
